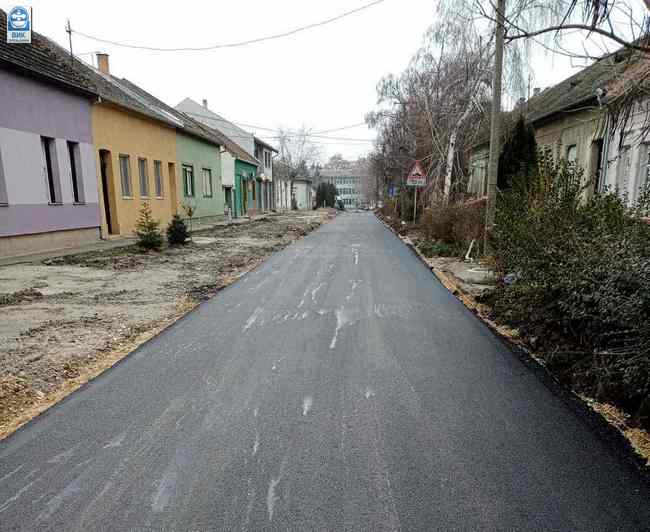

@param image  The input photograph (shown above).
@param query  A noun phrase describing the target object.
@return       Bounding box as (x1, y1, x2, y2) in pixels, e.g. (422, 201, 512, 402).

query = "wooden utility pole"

(484, 0, 506, 253)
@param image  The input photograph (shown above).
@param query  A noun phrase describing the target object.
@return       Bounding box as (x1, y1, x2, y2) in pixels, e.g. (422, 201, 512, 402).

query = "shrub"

(490, 149, 650, 428)
(166, 215, 189, 246)
(417, 240, 455, 257)
(135, 202, 163, 250)
(421, 198, 486, 256)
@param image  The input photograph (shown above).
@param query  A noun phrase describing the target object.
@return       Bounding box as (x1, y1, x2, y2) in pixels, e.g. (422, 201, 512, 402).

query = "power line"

(312, 122, 368, 134)
(70, 0, 387, 52)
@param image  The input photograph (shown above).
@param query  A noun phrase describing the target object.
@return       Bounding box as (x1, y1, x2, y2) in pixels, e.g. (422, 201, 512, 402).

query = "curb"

(375, 212, 650, 482)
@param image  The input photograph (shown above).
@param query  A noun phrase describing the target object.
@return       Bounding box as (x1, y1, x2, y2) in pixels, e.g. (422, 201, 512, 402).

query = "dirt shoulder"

(0, 210, 333, 439)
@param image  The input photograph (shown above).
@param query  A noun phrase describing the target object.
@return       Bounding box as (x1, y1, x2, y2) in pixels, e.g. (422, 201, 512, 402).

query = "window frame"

(42, 136, 62, 204)
(182, 164, 195, 197)
(154, 160, 164, 199)
(67, 140, 84, 204)
(138, 157, 149, 198)
(119, 154, 133, 198)
(202, 167, 213, 198)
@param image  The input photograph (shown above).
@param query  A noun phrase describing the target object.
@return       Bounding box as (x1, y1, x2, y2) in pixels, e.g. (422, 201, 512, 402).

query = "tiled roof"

(526, 47, 631, 124)
(0, 9, 95, 96)
(175, 98, 260, 166)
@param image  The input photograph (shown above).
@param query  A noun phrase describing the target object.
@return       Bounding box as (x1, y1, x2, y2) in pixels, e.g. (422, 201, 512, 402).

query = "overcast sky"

(11, 0, 645, 162)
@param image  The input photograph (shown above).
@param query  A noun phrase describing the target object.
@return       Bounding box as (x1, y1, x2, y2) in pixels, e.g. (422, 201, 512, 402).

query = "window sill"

(122, 196, 134, 200)
(155, 196, 164, 200)
(48, 202, 63, 206)
(0, 203, 8, 207)
(203, 195, 213, 198)
(73, 202, 86, 206)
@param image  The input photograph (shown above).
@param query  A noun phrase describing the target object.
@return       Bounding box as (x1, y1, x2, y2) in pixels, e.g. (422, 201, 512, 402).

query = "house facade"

(91, 103, 178, 237)
(292, 178, 313, 210)
(254, 137, 277, 211)
(176, 131, 223, 225)
(175, 98, 262, 217)
(468, 49, 634, 199)
(0, 14, 101, 257)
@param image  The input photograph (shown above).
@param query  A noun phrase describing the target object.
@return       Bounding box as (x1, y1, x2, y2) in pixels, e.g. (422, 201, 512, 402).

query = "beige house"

(468, 47, 637, 199)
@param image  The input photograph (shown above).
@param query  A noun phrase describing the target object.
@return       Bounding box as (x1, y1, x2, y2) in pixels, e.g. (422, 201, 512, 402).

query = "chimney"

(202, 99, 208, 109)
(533, 87, 541, 96)
(96, 53, 110, 74)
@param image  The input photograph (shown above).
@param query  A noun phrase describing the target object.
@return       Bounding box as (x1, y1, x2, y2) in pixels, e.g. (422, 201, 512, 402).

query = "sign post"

(406, 161, 426, 221)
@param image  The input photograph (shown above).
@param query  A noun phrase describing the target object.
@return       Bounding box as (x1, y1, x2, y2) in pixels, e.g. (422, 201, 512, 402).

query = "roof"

(175, 98, 258, 157)
(0, 9, 95, 97)
(117, 78, 222, 147)
(254, 136, 278, 153)
(526, 46, 632, 124)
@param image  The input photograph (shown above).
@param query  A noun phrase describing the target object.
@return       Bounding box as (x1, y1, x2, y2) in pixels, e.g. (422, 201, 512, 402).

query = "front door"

(99, 150, 116, 235)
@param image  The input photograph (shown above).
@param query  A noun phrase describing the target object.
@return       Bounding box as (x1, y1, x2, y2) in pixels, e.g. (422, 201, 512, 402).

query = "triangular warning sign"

(406, 161, 426, 186)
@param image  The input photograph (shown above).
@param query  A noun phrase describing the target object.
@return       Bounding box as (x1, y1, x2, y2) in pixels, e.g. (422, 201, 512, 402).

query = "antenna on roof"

(65, 19, 74, 65)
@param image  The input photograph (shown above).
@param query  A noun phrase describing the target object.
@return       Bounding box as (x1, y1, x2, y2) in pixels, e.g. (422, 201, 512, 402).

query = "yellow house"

(92, 104, 178, 237)
(79, 54, 181, 237)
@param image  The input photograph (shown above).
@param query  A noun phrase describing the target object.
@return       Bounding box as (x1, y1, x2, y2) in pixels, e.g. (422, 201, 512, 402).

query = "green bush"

(135, 202, 163, 251)
(417, 240, 455, 257)
(166, 215, 189, 245)
(490, 148, 650, 428)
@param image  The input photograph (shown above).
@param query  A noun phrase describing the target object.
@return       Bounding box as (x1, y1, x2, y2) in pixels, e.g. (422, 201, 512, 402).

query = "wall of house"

(92, 104, 177, 237)
(0, 69, 100, 256)
(275, 178, 291, 210)
(293, 180, 312, 210)
(468, 145, 489, 196)
(234, 159, 257, 217)
(533, 108, 603, 194)
(601, 105, 650, 204)
(176, 132, 223, 223)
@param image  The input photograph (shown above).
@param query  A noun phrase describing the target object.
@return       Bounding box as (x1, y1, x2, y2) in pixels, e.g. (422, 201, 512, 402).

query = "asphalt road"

(1, 212, 649, 531)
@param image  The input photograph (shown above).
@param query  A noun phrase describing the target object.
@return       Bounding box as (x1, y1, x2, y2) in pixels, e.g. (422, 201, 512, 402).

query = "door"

(99, 150, 116, 235)
(168, 162, 178, 215)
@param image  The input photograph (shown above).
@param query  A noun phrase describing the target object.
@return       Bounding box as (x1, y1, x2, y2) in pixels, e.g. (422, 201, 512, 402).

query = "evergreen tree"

(135, 202, 163, 250)
(498, 114, 537, 190)
(166, 215, 189, 246)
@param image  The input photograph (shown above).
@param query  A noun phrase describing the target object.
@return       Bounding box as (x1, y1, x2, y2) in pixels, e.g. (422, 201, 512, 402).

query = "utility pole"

(65, 19, 74, 64)
(484, 0, 506, 253)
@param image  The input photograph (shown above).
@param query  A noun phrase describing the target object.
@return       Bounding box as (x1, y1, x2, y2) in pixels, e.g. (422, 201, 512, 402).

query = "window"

(264, 151, 271, 169)
(42, 136, 62, 203)
(154, 160, 164, 198)
(119, 155, 132, 197)
(0, 146, 8, 205)
(183, 164, 195, 197)
(617, 146, 631, 193)
(637, 144, 650, 198)
(566, 144, 577, 164)
(202, 167, 213, 197)
(138, 158, 149, 197)
(67, 141, 84, 203)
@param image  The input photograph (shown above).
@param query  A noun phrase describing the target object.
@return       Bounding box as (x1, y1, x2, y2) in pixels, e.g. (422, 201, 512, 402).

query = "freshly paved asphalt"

(1, 212, 649, 531)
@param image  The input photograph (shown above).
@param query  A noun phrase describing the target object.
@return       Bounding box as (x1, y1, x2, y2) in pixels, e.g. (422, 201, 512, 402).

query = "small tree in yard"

(498, 114, 537, 190)
(135, 202, 163, 250)
(166, 215, 189, 245)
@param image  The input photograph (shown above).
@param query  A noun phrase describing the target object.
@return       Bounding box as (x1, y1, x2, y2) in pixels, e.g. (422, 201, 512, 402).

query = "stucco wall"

(92, 104, 177, 236)
(176, 132, 223, 221)
(221, 151, 235, 187)
(234, 160, 257, 217)
(294, 180, 312, 210)
(0, 69, 99, 243)
(533, 108, 602, 187)
(0, 69, 93, 142)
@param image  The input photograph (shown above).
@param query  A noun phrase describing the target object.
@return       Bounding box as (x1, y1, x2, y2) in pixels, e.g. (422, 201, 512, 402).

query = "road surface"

(1, 212, 648, 531)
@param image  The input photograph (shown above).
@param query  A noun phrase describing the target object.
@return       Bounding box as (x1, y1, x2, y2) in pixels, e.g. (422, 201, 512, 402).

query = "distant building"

(320, 158, 369, 208)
